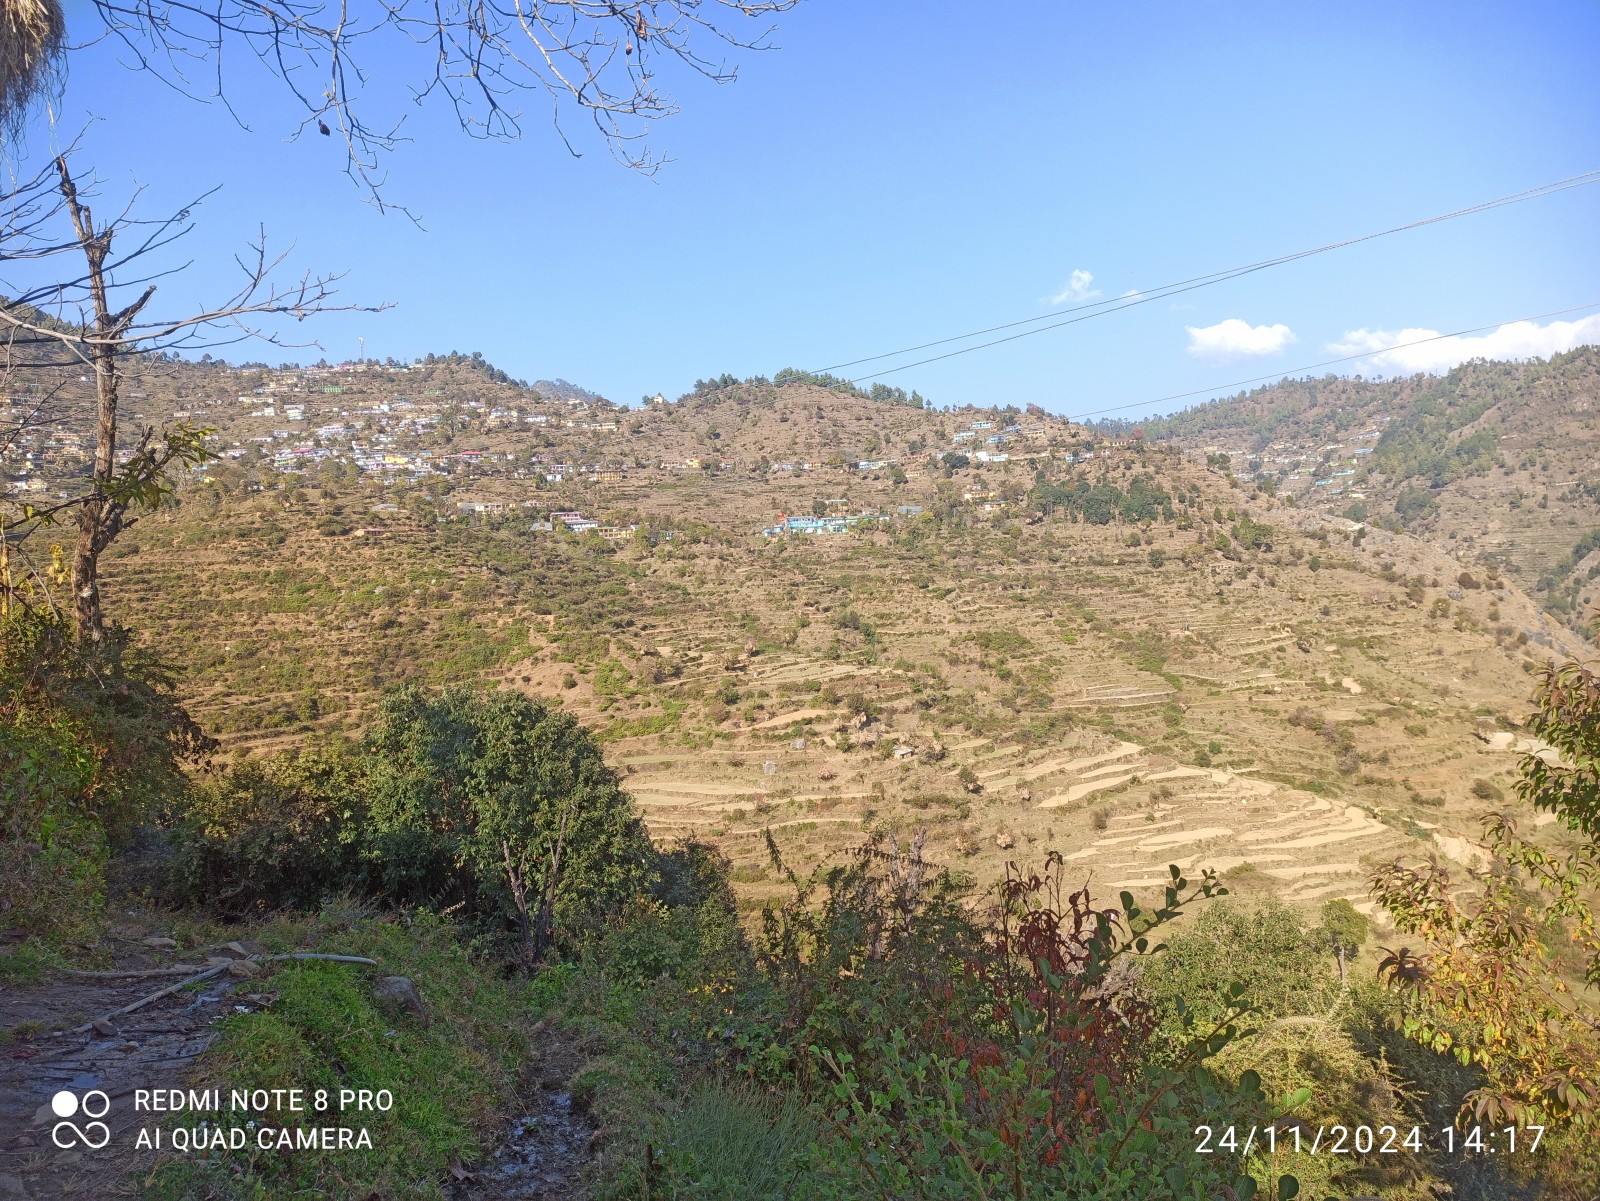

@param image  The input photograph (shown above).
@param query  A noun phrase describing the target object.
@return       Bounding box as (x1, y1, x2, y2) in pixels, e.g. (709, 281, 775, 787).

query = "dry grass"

(0, 0, 64, 137)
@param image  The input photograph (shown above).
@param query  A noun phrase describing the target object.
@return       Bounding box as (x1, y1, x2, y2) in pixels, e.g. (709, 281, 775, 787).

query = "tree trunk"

(73, 339, 119, 641)
(530, 809, 571, 963)
(57, 157, 150, 642)
(501, 839, 534, 957)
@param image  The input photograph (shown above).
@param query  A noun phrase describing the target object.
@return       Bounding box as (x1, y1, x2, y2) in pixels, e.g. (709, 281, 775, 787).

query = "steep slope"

(1091, 349, 1600, 639)
(14, 347, 1594, 914)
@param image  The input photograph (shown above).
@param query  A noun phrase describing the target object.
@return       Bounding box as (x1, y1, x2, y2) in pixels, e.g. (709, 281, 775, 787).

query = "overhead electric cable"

(806, 167, 1600, 383)
(1061, 299, 1600, 424)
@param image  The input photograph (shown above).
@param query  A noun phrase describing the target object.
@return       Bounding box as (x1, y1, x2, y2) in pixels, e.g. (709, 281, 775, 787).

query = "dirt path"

(2, 944, 598, 1201)
(0, 931, 261, 1200)
(450, 1025, 595, 1201)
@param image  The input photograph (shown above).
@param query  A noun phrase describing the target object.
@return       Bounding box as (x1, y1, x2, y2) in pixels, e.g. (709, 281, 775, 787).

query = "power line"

(1062, 300, 1600, 424)
(804, 167, 1600, 383)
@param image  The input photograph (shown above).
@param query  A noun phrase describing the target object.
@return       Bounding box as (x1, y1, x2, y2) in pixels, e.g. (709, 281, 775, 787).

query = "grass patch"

(146, 908, 531, 1200)
(0, 939, 65, 987)
(654, 1080, 817, 1199)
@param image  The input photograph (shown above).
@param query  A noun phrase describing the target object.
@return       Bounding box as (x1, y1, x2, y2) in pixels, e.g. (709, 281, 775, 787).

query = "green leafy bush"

(2, 609, 209, 946)
(166, 685, 656, 954)
(1138, 899, 1340, 1038)
(795, 857, 1285, 1200)
(166, 749, 370, 915)
(364, 685, 655, 955)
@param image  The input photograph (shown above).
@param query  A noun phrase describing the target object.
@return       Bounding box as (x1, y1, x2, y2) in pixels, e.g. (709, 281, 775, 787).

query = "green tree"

(1140, 898, 1338, 1036)
(1319, 897, 1368, 986)
(364, 686, 655, 959)
(1371, 660, 1600, 1132)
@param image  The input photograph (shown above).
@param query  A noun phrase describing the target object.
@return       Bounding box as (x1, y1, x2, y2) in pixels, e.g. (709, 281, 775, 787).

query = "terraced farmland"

(99, 386, 1596, 926)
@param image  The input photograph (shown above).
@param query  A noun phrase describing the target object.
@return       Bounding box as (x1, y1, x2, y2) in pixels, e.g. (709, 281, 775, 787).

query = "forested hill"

(1092, 349, 1600, 639)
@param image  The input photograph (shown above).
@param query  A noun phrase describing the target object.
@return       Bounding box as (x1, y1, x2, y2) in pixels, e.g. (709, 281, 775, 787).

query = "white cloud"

(1329, 314, 1600, 375)
(1185, 318, 1296, 361)
(1046, 269, 1100, 306)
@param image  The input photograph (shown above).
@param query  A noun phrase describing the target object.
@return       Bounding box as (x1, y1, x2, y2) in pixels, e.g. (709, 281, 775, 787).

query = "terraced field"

(98, 388, 1597, 924)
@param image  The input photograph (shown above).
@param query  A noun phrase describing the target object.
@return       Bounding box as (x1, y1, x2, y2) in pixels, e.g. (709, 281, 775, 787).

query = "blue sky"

(18, 0, 1600, 417)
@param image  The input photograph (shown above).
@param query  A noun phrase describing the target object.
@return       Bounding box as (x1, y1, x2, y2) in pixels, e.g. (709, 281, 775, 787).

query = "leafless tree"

(19, 1, 801, 213)
(0, 146, 383, 637)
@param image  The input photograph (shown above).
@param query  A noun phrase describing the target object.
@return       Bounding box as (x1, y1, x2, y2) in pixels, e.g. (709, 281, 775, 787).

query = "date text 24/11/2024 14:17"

(1193, 1125, 1546, 1157)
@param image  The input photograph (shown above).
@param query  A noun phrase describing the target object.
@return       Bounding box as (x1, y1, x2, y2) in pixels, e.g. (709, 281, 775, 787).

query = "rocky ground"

(0, 918, 266, 1200)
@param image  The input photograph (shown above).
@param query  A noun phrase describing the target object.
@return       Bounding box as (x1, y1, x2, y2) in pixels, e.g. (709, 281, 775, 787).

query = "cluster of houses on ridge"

(1201, 417, 1394, 506)
(6, 361, 1147, 529)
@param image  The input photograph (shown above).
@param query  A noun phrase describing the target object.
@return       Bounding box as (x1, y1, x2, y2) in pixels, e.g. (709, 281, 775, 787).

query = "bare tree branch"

(77, 0, 800, 213)
(0, 145, 388, 633)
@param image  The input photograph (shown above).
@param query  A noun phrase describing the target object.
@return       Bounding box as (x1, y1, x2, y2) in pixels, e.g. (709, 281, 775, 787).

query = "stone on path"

(373, 976, 429, 1029)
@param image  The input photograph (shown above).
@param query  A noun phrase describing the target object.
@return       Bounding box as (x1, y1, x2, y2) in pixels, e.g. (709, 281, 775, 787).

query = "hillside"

(1091, 349, 1600, 641)
(10, 355, 1600, 1201)
(76, 368, 1592, 915)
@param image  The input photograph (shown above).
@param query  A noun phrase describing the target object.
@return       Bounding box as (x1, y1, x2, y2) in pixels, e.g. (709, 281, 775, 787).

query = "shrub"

(1373, 659, 1600, 1146)
(166, 750, 370, 915)
(362, 686, 657, 957)
(166, 685, 656, 956)
(802, 858, 1287, 1200)
(2, 609, 210, 945)
(0, 711, 106, 947)
(1139, 898, 1340, 1037)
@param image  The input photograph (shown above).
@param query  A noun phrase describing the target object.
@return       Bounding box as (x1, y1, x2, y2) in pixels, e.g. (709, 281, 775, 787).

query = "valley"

(78, 363, 1596, 911)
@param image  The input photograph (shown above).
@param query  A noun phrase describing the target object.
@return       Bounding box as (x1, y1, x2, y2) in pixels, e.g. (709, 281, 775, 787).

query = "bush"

(0, 712, 106, 947)
(364, 685, 656, 956)
(1138, 899, 1340, 1038)
(538, 833, 1368, 1201)
(799, 857, 1284, 1200)
(166, 685, 656, 955)
(166, 749, 370, 915)
(2, 609, 210, 945)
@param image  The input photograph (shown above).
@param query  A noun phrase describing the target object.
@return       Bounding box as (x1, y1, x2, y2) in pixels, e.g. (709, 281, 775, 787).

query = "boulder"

(373, 976, 429, 1028)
